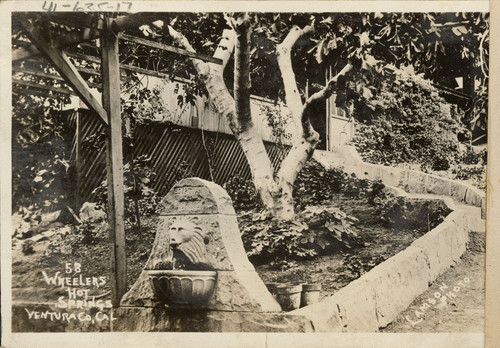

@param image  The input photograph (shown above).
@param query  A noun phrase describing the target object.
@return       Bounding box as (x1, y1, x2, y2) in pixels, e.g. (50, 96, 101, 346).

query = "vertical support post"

(101, 19, 126, 307)
(75, 111, 81, 206)
(325, 66, 331, 151)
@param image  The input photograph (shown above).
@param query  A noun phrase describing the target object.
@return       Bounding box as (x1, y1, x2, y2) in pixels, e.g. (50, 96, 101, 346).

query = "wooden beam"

(13, 66, 64, 81)
(13, 15, 100, 61)
(13, 86, 73, 98)
(13, 78, 73, 95)
(45, 13, 105, 31)
(65, 51, 170, 79)
(101, 21, 127, 307)
(119, 33, 223, 65)
(112, 12, 164, 32)
(12, 66, 102, 89)
(16, 15, 108, 126)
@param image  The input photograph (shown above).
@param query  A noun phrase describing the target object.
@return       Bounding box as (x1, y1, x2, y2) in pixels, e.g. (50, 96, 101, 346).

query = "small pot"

(276, 284, 302, 311)
(300, 283, 321, 307)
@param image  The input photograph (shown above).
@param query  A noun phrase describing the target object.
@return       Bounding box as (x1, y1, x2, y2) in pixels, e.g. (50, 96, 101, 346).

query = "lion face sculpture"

(168, 219, 209, 268)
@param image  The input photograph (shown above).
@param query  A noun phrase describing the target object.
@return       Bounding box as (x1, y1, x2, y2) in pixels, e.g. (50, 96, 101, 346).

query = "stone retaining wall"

(287, 205, 484, 332)
(313, 146, 485, 210)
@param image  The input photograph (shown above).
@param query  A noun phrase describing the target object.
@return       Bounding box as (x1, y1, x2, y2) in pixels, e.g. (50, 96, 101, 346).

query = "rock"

(11, 213, 30, 237)
(57, 226, 72, 236)
(112, 307, 313, 332)
(39, 210, 62, 228)
(79, 202, 106, 221)
(31, 234, 48, 243)
(41, 230, 56, 238)
(383, 185, 407, 197)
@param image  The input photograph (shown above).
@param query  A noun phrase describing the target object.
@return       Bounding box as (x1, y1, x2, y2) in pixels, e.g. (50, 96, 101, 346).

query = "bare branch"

(276, 22, 315, 124)
(306, 63, 353, 104)
(167, 25, 209, 76)
(213, 29, 236, 70)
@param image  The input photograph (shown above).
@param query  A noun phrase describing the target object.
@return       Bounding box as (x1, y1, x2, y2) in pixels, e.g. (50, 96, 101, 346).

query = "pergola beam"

(13, 78, 73, 95)
(16, 15, 108, 125)
(112, 12, 165, 32)
(13, 14, 100, 61)
(65, 51, 170, 79)
(45, 12, 105, 31)
(13, 66, 102, 89)
(119, 33, 222, 65)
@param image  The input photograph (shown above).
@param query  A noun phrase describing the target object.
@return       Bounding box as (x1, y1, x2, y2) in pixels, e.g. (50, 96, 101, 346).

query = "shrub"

(378, 196, 450, 230)
(352, 67, 465, 171)
(452, 165, 486, 190)
(93, 156, 162, 226)
(226, 160, 387, 211)
(224, 175, 259, 210)
(293, 160, 345, 208)
(240, 205, 361, 262)
(294, 160, 387, 209)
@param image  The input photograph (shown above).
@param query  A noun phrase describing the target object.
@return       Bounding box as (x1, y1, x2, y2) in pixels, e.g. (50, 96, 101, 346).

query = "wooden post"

(101, 19, 127, 307)
(76, 111, 81, 206)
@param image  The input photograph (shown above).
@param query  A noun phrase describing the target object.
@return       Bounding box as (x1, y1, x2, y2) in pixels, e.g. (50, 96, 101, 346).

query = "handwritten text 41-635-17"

(42, 1, 133, 12)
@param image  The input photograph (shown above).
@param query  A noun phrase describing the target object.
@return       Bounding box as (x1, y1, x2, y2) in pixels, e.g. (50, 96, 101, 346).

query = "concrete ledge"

(111, 307, 313, 332)
(313, 147, 485, 209)
(289, 206, 484, 332)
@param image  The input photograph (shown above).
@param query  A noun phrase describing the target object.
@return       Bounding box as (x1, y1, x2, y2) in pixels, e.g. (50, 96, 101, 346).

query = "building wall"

(65, 72, 352, 150)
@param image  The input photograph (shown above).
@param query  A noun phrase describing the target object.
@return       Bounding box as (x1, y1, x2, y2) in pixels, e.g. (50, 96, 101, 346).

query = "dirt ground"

(253, 195, 433, 300)
(382, 231, 485, 333)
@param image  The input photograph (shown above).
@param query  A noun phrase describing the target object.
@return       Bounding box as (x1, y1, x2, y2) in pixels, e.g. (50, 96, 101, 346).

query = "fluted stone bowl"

(148, 270, 217, 307)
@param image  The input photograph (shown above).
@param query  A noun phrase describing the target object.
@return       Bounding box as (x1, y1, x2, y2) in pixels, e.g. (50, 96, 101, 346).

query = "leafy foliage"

(351, 67, 464, 171)
(240, 205, 361, 262)
(92, 156, 162, 226)
(452, 164, 486, 190)
(22, 240, 35, 255)
(261, 104, 292, 144)
(293, 160, 387, 209)
(12, 93, 75, 213)
(226, 159, 387, 211)
(224, 175, 260, 210)
(378, 196, 450, 230)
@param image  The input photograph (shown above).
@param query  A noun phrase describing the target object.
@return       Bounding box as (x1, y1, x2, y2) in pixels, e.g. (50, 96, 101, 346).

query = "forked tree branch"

(306, 63, 353, 104)
(276, 22, 315, 127)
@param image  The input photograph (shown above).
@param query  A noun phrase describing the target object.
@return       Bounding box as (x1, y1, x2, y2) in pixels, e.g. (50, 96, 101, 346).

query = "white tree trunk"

(169, 19, 353, 221)
(169, 25, 279, 210)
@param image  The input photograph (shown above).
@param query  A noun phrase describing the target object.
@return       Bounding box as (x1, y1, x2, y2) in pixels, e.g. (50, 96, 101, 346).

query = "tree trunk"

(169, 25, 279, 211)
(169, 19, 353, 221)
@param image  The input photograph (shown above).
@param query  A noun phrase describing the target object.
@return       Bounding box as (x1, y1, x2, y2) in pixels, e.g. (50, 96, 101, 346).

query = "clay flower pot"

(148, 270, 217, 307)
(300, 283, 321, 307)
(276, 284, 302, 311)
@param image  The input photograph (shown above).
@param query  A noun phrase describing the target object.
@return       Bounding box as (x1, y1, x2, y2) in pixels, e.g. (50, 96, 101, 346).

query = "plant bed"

(239, 194, 452, 303)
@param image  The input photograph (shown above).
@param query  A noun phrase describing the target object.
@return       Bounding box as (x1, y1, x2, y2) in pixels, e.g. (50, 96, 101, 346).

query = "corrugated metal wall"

(66, 109, 290, 203)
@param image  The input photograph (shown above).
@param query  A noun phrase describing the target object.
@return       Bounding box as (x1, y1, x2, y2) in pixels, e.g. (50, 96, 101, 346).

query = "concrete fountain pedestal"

(112, 178, 317, 332)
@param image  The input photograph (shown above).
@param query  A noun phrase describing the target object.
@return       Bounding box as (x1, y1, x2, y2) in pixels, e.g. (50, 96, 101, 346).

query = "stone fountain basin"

(148, 270, 217, 307)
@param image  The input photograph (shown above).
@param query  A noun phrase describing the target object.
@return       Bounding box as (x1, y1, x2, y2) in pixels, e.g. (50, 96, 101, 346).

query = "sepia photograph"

(1, 1, 493, 347)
